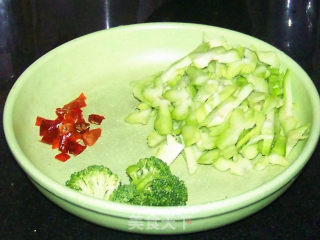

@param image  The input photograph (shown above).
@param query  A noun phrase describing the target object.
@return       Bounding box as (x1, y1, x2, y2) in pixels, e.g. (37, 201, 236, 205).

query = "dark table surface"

(1, 0, 320, 239)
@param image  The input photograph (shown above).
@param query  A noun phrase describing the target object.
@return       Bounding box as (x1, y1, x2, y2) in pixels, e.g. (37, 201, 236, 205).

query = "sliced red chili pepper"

(82, 128, 102, 146)
(55, 152, 70, 162)
(70, 107, 84, 119)
(58, 133, 70, 153)
(58, 123, 74, 135)
(74, 122, 90, 132)
(51, 138, 60, 149)
(39, 119, 57, 136)
(63, 93, 87, 110)
(68, 141, 87, 155)
(36, 93, 104, 161)
(35, 116, 45, 126)
(88, 114, 105, 125)
(40, 123, 59, 144)
(71, 131, 84, 142)
(41, 133, 57, 145)
(55, 108, 67, 118)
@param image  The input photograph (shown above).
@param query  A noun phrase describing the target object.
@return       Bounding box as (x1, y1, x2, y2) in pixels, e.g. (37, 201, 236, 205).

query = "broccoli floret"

(140, 175, 188, 206)
(65, 165, 120, 200)
(67, 158, 188, 206)
(123, 157, 188, 206)
(125, 156, 171, 191)
(111, 176, 188, 206)
(109, 184, 138, 204)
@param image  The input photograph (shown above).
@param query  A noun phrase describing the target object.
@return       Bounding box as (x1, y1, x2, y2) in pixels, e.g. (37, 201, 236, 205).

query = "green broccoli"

(111, 157, 188, 206)
(125, 156, 171, 191)
(66, 157, 188, 206)
(137, 175, 188, 206)
(109, 184, 138, 204)
(65, 165, 120, 200)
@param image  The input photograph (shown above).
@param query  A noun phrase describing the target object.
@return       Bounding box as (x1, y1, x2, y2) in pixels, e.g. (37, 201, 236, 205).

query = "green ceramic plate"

(3, 23, 320, 234)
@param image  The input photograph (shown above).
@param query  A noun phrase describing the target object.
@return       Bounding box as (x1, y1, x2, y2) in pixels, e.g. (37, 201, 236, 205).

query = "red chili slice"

(55, 152, 70, 162)
(63, 93, 87, 110)
(74, 122, 90, 133)
(35, 116, 45, 126)
(58, 123, 74, 135)
(58, 133, 69, 153)
(88, 114, 105, 125)
(68, 141, 87, 155)
(35, 93, 104, 161)
(51, 138, 60, 149)
(82, 128, 102, 146)
(41, 132, 58, 145)
(39, 119, 57, 136)
(55, 108, 66, 118)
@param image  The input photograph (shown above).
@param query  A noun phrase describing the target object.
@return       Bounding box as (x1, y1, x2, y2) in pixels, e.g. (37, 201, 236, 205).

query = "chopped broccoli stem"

(256, 50, 280, 68)
(182, 125, 200, 146)
(156, 135, 184, 165)
(197, 149, 220, 165)
(236, 111, 265, 149)
(286, 124, 309, 156)
(271, 131, 286, 157)
(147, 131, 166, 148)
(125, 39, 309, 176)
(186, 66, 210, 86)
(183, 145, 201, 174)
(241, 143, 259, 159)
(259, 110, 275, 155)
(161, 57, 191, 83)
(196, 127, 216, 151)
(215, 109, 254, 150)
(125, 108, 152, 125)
(154, 101, 173, 135)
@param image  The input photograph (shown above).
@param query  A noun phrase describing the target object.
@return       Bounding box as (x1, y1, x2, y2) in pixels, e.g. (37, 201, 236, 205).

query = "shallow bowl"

(3, 23, 320, 234)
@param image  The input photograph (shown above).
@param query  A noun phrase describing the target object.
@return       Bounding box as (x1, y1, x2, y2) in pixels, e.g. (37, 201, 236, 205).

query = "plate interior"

(10, 25, 312, 205)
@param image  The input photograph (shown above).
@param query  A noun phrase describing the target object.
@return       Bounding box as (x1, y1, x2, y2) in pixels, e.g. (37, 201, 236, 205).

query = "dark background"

(1, 0, 320, 239)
